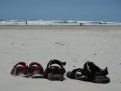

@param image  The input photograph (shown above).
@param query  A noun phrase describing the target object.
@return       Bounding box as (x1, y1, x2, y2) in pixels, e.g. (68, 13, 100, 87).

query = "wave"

(0, 20, 121, 25)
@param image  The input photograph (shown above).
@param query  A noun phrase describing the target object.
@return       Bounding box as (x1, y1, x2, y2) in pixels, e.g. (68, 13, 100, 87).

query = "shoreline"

(0, 25, 121, 31)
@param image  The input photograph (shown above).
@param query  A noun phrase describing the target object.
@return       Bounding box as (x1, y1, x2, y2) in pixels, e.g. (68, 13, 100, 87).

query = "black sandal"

(67, 68, 91, 81)
(45, 59, 66, 81)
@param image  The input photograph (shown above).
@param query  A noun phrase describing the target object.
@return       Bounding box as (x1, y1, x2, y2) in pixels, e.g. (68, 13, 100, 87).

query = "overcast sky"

(0, 0, 121, 21)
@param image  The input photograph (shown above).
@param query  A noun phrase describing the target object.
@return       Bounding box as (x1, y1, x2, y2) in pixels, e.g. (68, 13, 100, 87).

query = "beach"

(0, 25, 121, 91)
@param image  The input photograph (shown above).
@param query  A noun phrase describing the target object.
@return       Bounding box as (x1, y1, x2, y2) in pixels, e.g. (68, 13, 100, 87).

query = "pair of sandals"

(11, 59, 66, 80)
(11, 62, 44, 78)
(67, 61, 110, 83)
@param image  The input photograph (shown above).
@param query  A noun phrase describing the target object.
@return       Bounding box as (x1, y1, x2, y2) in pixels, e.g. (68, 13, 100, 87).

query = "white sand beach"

(0, 25, 121, 91)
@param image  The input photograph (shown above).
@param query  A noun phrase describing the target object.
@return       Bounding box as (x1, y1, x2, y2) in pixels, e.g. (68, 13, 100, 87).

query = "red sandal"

(28, 62, 44, 78)
(11, 62, 28, 76)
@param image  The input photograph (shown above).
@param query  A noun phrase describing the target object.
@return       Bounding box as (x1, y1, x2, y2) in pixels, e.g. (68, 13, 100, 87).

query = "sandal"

(28, 62, 44, 78)
(11, 62, 28, 76)
(45, 59, 66, 81)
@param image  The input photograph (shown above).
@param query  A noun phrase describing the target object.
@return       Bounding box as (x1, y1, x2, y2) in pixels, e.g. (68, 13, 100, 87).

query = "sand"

(0, 25, 121, 91)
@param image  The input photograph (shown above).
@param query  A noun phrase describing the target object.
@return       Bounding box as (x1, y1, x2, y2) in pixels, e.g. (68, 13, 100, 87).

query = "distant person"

(25, 20, 27, 25)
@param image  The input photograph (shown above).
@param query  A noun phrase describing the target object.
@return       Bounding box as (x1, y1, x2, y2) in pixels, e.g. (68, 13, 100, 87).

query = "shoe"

(11, 62, 28, 77)
(67, 68, 91, 81)
(45, 59, 66, 81)
(83, 61, 110, 83)
(83, 61, 108, 77)
(28, 62, 44, 78)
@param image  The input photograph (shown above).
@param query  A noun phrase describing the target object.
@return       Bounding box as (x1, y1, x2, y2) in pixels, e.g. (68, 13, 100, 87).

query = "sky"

(0, 0, 121, 21)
